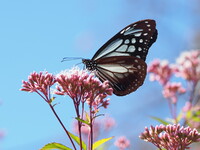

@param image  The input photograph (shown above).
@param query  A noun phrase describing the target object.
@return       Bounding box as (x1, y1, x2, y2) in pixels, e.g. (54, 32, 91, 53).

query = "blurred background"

(0, 0, 200, 149)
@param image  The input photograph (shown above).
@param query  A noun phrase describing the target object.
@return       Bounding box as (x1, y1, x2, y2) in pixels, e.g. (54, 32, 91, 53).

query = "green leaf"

(68, 132, 87, 150)
(150, 116, 170, 125)
(75, 117, 90, 125)
(85, 111, 90, 123)
(93, 136, 114, 150)
(40, 142, 72, 150)
(186, 110, 192, 118)
(186, 109, 200, 122)
(49, 97, 56, 104)
(196, 110, 200, 115)
(176, 112, 183, 123)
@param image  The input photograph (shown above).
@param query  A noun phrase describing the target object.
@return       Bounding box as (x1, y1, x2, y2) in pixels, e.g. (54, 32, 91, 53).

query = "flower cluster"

(148, 59, 174, 85)
(21, 72, 56, 103)
(140, 124, 200, 150)
(148, 50, 200, 121)
(175, 50, 200, 82)
(55, 67, 113, 112)
(162, 82, 186, 104)
(114, 136, 130, 150)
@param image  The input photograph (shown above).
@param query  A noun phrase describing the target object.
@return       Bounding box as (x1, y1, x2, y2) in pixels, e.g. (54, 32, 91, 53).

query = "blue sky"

(0, 0, 199, 150)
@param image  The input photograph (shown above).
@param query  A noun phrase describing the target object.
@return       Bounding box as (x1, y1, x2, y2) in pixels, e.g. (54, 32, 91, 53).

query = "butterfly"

(82, 19, 157, 96)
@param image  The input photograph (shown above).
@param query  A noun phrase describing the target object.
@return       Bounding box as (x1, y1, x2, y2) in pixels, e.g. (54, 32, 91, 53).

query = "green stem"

(49, 104, 77, 150)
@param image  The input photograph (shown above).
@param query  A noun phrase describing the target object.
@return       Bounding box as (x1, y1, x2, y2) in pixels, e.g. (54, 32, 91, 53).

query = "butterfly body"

(82, 19, 157, 96)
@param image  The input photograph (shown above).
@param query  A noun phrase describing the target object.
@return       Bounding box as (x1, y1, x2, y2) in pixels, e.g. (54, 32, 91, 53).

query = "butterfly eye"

(83, 19, 157, 96)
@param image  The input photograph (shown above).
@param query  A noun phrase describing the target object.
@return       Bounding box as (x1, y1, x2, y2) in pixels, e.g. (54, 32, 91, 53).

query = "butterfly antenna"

(61, 57, 83, 62)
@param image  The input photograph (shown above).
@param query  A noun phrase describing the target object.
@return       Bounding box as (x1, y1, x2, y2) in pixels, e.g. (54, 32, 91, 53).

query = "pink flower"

(182, 101, 192, 112)
(55, 67, 113, 112)
(114, 136, 130, 150)
(140, 124, 200, 150)
(162, 82, 186, 103)
(175, 50, 200, 83)
(0, 130, 5, 139)
(148, 59, 173, 85)
(72, 118, 100, 140)
(21, 72, 56, 103)
(103, 116, 116, 131)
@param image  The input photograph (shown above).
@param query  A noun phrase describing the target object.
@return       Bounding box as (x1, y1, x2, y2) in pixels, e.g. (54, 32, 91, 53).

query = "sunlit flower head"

(140, 124, 200, 150)
(148, 59, 173, 85)
(175, 50, 200, 82)
(55, 67, 113, 112)
(162, 82, 186, 103)
(114, 136, 130, 150)
(21, 71, 56, 103)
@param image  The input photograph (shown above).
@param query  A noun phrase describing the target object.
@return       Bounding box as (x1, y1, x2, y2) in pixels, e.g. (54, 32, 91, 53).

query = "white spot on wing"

(134, 32, 142, 37)
(128, 45, 136, 52)
(120, 30, 125, 34)
(137, 65, 141, 69)
(124, 39, 130, 44)
(139, 39, 143, 43)
(136, 55, 141, 58)
(138, 47, 142, 51)
(131, 38, 136, 43)
(143, 33, 148, 36)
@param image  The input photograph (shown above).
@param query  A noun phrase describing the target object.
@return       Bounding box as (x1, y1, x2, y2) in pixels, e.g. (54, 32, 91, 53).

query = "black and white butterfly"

(81, 19, 157, 96)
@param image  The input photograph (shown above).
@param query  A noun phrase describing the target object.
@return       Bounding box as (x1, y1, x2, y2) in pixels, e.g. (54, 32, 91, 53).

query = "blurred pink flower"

(103, 116, 116, 131)
(55, 67, 113, 112)
(21, 72, 56, 103)
(0, 130, 5, 139)
(140, 124, 200, 150)
(114, 136, 130, 150)
(72, 115, 115, 140)
(162, 82, 186, 103)
(175, 50, 200, 82)
(72, 119, 100, 140)
(182, 101, 192, 112)
(148, 59, 173, 85)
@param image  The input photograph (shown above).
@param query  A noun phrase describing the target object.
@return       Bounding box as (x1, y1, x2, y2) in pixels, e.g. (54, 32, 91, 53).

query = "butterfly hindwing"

(95, 56, 147, 96)
(92, 19, 157, 61)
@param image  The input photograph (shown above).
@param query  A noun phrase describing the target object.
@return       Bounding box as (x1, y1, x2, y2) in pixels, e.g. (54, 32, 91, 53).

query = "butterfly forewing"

(92, 19, 157, 61)
(95, 56, 147, 96)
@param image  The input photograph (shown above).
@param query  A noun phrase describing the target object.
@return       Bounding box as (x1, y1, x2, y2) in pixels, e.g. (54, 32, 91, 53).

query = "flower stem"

(89, 105, 93, 150)
(49, 104, 76, 150)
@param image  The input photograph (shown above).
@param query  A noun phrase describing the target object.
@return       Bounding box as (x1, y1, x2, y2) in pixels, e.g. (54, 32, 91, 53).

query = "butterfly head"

(82, 59, 97, 71)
